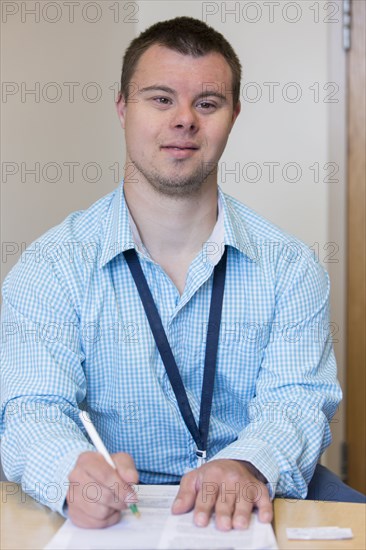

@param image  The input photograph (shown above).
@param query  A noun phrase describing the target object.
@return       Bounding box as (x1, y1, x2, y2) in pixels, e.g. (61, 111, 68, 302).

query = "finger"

(233, 481, 266, 530)
(231, 494, 255, 530)
(172, 471, 197, 514)
(77, 452, 138, 508)
(113, 452, 139, 484)
(70, 507, 122, 529)
(193, 478, 220, 528)
(70, 496, 121, 524)
(112, 453, 139, 505)
(213, 485, 238, 531)
(68, 469, 128, 515)
(255, 486, 273, 523)
(76, 452, 119, 490)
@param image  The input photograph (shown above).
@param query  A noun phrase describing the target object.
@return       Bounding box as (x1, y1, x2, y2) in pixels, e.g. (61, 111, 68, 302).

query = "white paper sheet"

(45, 485, 278, 550)
(286, 526, 353, 540)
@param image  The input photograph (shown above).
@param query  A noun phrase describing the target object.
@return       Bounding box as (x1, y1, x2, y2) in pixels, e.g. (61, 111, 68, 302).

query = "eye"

(152, 97, 172, 105)
(197, 101, 216, 111)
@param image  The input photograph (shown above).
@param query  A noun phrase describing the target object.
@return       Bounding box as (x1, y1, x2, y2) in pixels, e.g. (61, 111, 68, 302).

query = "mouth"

(161, 146, 199, 150)
(161, 144, 199, 159)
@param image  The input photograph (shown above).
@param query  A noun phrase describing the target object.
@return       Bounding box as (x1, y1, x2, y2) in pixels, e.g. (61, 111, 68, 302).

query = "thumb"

(112, 452, 139, 484)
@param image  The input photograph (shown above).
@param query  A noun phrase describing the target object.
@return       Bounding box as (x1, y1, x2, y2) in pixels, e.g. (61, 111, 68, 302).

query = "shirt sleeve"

(0, 240, 95, 515)
(210, 251, 342, 498)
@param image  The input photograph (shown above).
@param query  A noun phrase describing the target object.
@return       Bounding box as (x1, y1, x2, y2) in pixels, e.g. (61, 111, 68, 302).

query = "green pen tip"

(130, 503, 140, 518)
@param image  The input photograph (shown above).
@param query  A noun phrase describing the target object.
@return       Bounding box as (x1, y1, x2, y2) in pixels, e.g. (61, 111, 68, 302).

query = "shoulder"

(223, 191, 329, 297)
(2, 188, 117, 309)
(224, 192, 304, 248)
(41, 188, 117, 246)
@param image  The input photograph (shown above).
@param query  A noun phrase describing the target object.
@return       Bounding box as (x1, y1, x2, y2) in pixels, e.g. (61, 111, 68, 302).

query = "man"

(1, 17, 345, 531)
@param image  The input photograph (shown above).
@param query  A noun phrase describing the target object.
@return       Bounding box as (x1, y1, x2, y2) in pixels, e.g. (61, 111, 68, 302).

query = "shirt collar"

(219, 187, 258, 261)
(98, 182, 135, 268)
(99, 181, 257, 268)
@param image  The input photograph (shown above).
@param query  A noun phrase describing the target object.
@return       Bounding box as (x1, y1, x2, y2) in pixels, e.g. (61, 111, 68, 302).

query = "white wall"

(1, 1, 135, 279)
(1, 0, 346, 475)
(137, 0, 338, 245)
(135, 0, 346, 475)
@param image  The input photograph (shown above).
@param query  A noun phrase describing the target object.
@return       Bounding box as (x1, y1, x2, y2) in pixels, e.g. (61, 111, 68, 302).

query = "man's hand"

(172, 459, 272, 531)
(66, 451, 139, 528)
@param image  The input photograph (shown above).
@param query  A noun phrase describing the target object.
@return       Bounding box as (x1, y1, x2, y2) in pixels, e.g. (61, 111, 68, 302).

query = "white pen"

(79, 410, 140, 518)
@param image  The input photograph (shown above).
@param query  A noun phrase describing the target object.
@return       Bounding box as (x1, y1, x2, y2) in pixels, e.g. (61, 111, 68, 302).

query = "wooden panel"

(346, 0, 366, 492)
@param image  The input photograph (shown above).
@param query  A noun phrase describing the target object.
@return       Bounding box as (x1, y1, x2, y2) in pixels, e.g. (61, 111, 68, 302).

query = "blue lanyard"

(123, 247, 227, 465)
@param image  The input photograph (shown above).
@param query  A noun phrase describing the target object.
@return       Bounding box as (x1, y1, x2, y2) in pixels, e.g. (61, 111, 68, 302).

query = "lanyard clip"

(196, 449, 207, 468)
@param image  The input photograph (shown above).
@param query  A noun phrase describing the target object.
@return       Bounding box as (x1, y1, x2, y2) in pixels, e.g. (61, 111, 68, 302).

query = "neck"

(124, 177, 218, 262)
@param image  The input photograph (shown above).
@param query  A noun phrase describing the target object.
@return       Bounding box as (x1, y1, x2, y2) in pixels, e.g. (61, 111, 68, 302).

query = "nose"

(171, 103, 198, 131)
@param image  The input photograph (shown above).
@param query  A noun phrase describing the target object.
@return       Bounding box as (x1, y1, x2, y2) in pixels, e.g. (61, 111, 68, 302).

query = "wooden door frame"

(346, 0, 366, 493)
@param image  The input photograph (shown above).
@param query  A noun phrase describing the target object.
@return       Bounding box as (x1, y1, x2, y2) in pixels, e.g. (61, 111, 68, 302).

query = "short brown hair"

(120, 16, 242, 107)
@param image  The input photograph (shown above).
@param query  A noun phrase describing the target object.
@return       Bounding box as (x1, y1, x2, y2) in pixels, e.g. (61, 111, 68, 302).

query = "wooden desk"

(1, 483, 365, 549)
(273, 499, 365, 549)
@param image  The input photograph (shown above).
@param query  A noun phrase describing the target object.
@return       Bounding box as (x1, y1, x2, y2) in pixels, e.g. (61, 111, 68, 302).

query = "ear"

(230, 100, 241, 129)
(115, 92, 128, 129)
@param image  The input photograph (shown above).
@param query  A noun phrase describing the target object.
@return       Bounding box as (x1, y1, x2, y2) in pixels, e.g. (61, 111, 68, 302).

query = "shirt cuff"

(48, 444, 95, 517)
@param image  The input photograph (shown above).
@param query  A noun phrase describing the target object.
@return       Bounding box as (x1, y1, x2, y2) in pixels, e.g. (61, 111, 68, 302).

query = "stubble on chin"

(128, 157, 217, 199)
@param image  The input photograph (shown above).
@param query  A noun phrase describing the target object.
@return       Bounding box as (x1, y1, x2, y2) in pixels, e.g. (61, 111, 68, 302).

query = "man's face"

(116, 44, 241, 198)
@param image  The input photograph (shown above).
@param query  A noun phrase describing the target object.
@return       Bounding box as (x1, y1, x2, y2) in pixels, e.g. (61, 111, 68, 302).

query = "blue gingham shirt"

(1, 181, 342, 515)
